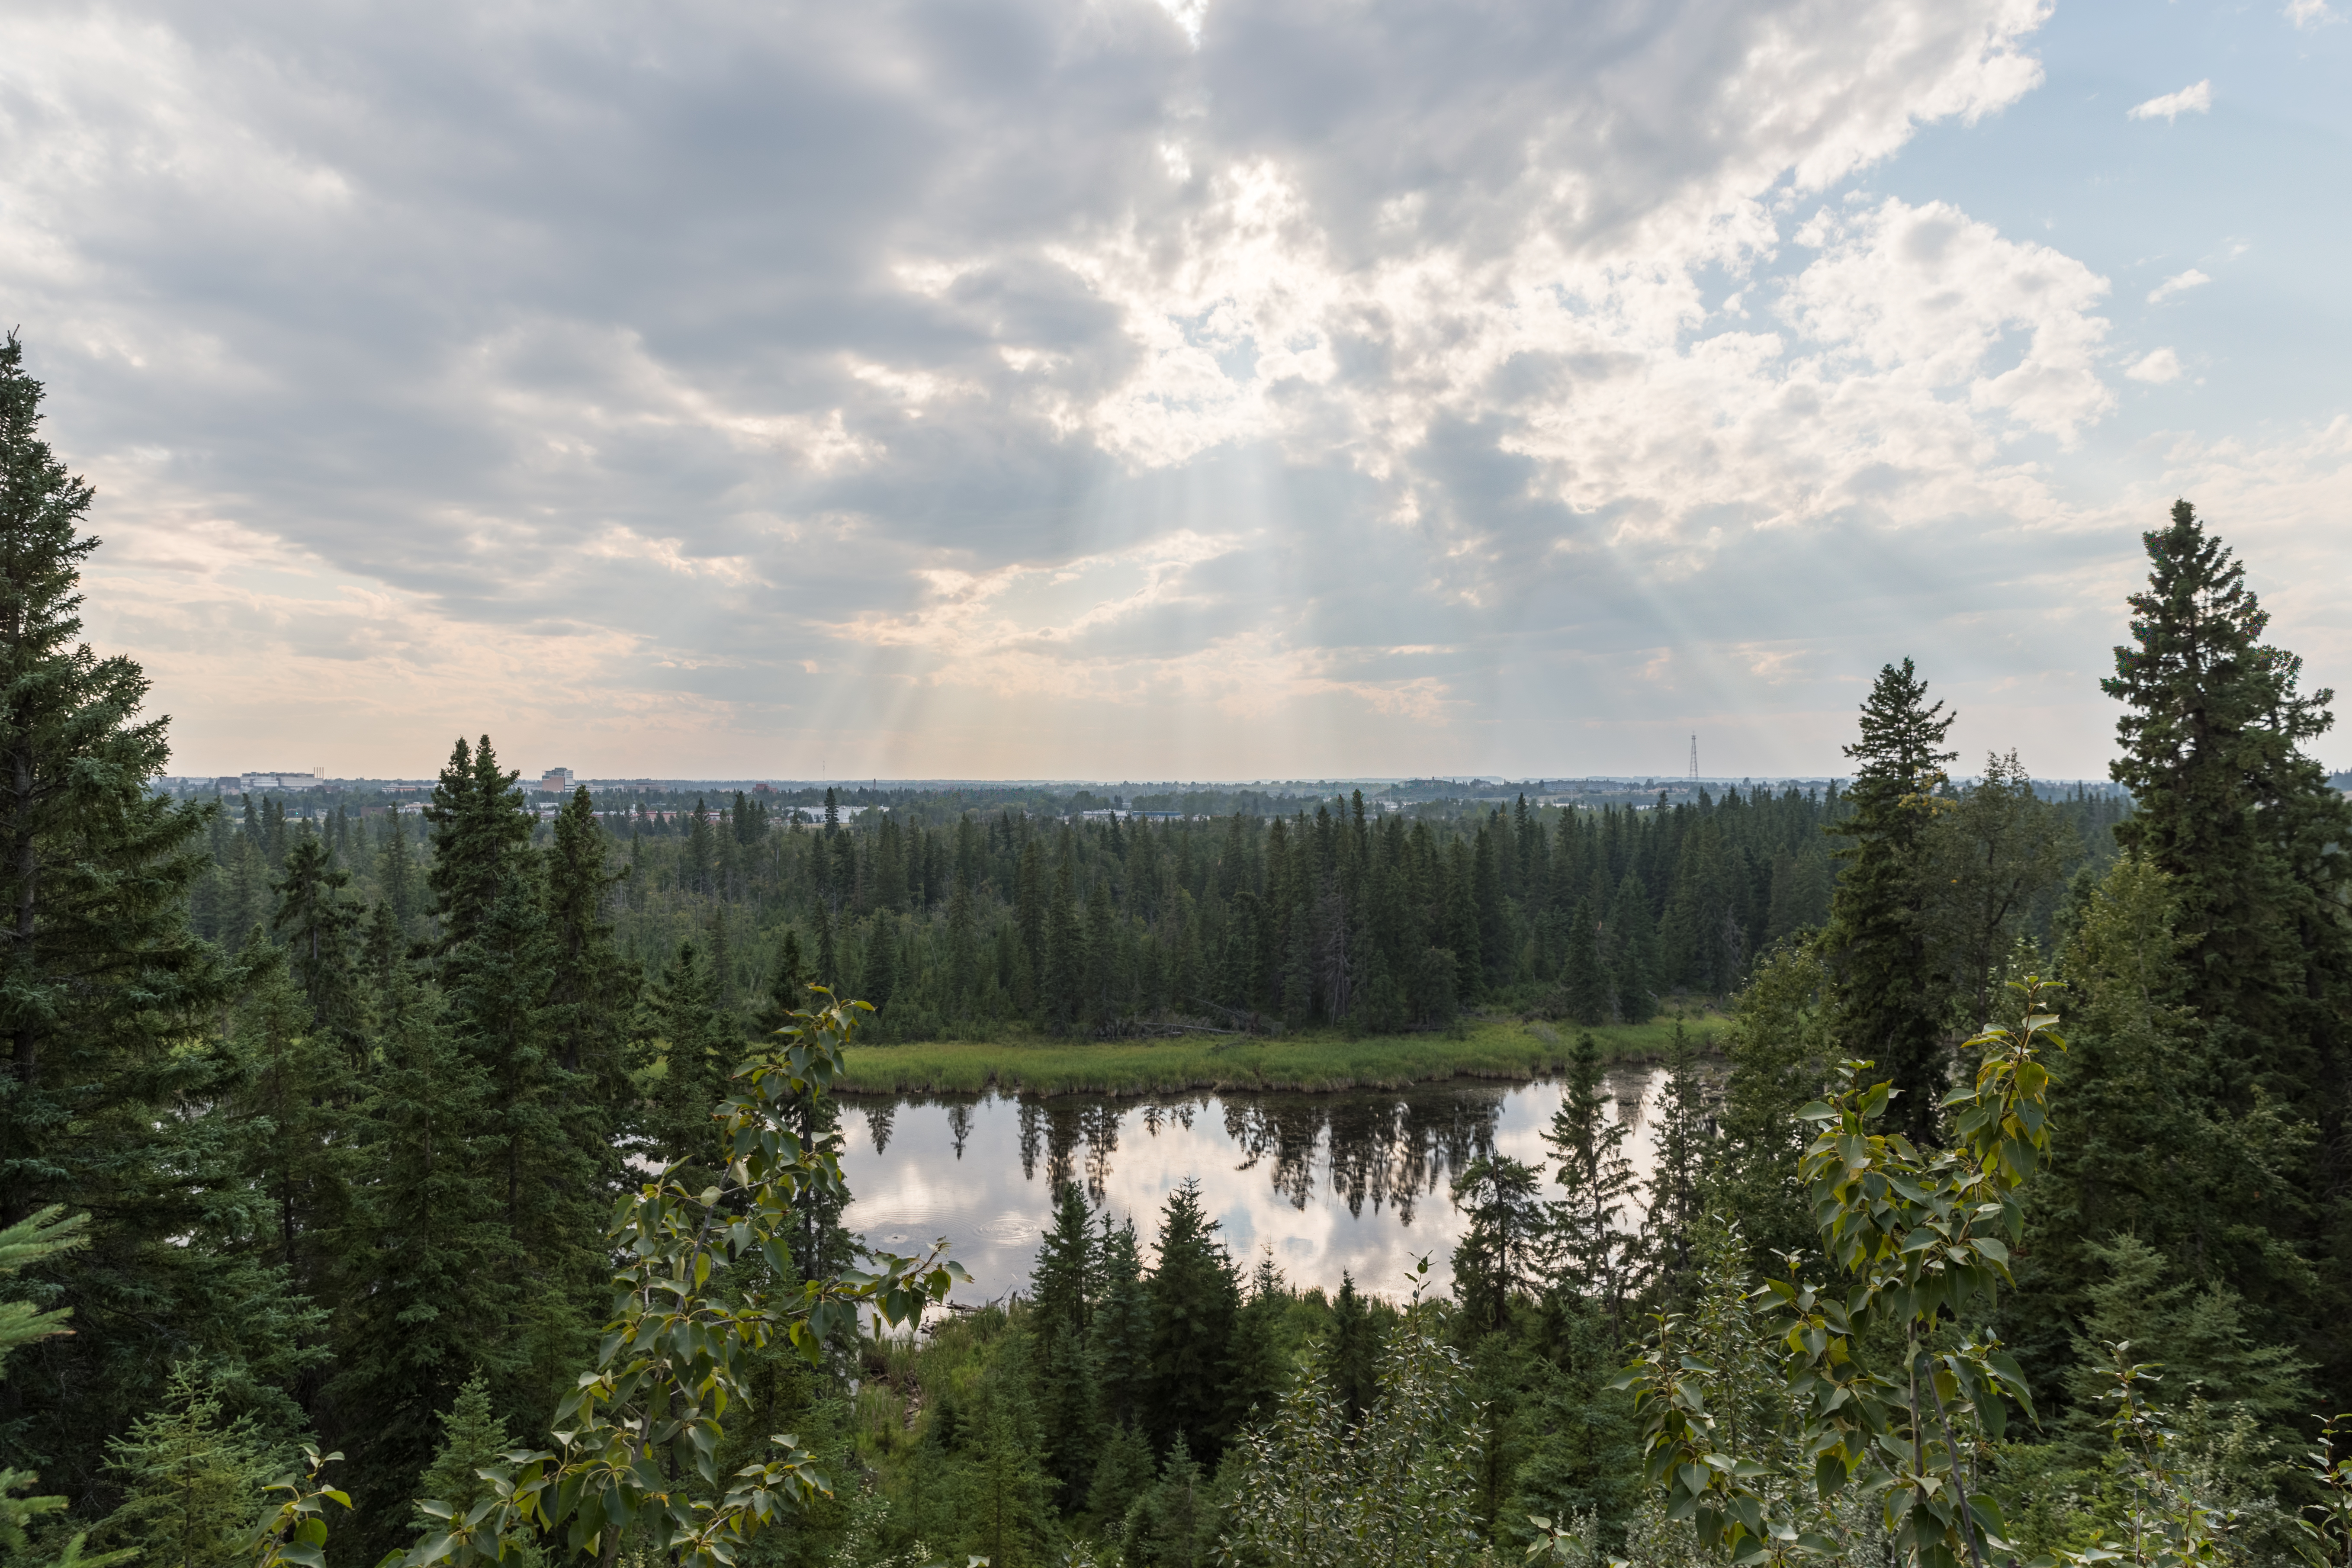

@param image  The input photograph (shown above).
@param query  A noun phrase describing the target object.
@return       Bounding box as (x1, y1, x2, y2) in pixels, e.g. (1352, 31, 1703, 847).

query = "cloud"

(2126, 348, 2184, 383)
(2285, 0, 2335, 28)
(2127, 80, 2213, 121)
(2147, 269, 2211, 304)
(4, 0, 2342, 781)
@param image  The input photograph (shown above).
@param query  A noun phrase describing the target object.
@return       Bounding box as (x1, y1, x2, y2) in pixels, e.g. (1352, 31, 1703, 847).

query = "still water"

(836, 1067, 1673, 1307)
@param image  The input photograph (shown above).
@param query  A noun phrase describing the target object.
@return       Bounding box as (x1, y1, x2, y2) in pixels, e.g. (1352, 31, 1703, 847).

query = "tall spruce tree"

(1143, 1181, 1239, 1459)
(1820, 656, 1958, 1145)
(2090, 506, 2352, 1395)
(2104, 500, 2352, 1100)
(328, 967, 508, 1558)
(0, 331, 241, 1511)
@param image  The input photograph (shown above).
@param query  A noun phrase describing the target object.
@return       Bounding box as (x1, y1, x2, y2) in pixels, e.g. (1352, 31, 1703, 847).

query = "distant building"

(539, 767, 575, 793)
(241, 769, 325, 791)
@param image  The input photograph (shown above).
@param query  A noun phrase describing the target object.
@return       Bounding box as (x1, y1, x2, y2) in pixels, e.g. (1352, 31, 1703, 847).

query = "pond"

(836, 1065, 1680, 1308)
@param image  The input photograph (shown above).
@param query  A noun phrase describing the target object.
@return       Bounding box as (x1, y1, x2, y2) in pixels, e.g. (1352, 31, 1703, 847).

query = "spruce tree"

(1028, 1181, 1099, 1511)
(1819, 657, 1957, 1145)
(94, 1365, 274, 1568)
(271, 832, 364, 1065)
(1542, 1031, 1639, 1332)
(2104, 499, 2352, 1094)
(1041, 854, 1084, 1031)
(1143, 1180, 1240, 1459)
(0, 330, 231, 1507)
(408, 1374, 544, 1567)
(421, 736, 531, 954)
(1090, 1215, 1153, 1437)
(1560, 894, 1610, 1025)
(329, 968, 508, 1557)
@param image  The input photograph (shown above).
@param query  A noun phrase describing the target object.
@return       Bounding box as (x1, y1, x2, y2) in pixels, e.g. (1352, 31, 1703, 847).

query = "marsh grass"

(834, 1012, 1724, 1098)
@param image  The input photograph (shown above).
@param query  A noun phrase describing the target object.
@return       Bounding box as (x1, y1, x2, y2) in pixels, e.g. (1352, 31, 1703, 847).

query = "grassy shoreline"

(834, 1013, 1723, 1098)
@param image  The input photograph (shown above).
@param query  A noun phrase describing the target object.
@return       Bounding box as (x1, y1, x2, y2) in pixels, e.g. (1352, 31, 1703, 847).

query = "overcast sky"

(4, 0, 2347, 782)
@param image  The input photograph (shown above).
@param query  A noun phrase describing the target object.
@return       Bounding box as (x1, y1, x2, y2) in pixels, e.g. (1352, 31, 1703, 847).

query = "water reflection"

(838, 1068, 1686, 1306)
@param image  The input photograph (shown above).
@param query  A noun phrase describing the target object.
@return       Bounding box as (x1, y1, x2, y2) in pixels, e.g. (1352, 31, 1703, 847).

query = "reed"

(833, 1013, 1721, 1098)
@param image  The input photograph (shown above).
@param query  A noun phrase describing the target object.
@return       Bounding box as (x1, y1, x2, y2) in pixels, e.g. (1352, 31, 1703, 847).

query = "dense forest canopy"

(2, 327, 2349, 1568)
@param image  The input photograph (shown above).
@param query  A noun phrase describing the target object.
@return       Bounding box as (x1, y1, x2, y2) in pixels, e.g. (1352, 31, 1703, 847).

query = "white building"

(539, 767, 576, 793)
(241, 768, 325, 791)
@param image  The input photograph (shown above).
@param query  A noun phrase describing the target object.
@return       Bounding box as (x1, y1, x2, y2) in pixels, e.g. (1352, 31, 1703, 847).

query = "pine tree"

(222, 932, 350, 1413)
(543, 787, 628, 1083)
(858, 913, 898, 1009)
(1611, 871, 1658, 1024)
(640, 942, 729, 1175)
(1118, 1435, 1211, 1568)
(1450, 1155, 1545, 1332)
(94, 1364, 275, 1568)
(1820, 657, 1958, 1145)
(0, 1205, 92, 1564)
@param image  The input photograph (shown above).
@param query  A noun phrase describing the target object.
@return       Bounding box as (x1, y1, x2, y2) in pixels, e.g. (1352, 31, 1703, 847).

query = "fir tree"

(1328, 1272, 1380, 1425)
(1820, 657, 1958, 1145)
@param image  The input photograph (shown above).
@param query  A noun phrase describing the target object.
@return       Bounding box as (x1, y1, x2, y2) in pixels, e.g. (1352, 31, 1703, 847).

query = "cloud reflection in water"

(837, 1067, 1677, 1307)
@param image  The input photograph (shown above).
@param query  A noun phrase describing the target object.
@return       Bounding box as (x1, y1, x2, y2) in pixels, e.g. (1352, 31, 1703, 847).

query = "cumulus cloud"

(2126, 348, 2184, 383)
(2285, 0, 2335, 28)
(1, 0, 2341, 779)
(2147, 269, 2211, 304)
(2128, 80, 2214, 121)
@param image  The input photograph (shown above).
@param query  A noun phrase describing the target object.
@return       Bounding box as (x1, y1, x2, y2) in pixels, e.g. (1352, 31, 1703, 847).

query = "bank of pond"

(833, 1012, 1718, 1097)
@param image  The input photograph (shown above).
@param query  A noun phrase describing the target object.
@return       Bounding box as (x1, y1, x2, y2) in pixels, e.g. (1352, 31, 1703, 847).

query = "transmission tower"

(1689, 735, 1699, 781)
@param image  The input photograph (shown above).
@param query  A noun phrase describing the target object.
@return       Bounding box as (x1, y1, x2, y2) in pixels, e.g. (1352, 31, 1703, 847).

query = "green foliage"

(1219, 1280, 1486, 1566)
(395, 992, 961, 1568)
(1618, 981, 2067, 1568)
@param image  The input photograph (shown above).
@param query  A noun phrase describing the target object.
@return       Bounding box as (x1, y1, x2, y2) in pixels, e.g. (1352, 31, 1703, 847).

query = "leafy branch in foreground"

(380, 989, 962, 1568)
(1613, 977, 2066, 1568)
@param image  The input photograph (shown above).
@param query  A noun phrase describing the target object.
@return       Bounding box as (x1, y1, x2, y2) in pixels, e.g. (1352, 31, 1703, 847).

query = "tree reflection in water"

(837, 1074, 1674, 1304)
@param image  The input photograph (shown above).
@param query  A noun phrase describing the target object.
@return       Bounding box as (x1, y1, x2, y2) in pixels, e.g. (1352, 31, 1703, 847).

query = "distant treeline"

(189, 769, 2127, 1041)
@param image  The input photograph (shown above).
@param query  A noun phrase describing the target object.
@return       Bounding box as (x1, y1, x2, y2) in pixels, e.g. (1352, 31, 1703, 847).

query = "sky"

(2, 0, 2347, 784)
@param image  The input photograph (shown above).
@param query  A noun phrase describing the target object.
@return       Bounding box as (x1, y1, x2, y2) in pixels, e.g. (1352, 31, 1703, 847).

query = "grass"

(835, 1011, 1725, 1098)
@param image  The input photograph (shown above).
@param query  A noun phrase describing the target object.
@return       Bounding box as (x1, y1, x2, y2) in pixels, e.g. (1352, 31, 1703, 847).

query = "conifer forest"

(5, 317, 2352, 1568)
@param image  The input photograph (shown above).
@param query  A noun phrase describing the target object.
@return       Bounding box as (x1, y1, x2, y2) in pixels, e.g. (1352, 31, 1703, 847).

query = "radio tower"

(1689, 735, 1699, 781)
